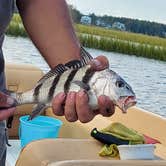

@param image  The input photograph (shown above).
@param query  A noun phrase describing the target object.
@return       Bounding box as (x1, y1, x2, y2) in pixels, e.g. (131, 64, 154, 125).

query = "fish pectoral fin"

(72, 80, 90, 91)
(28, 103, 47, 121)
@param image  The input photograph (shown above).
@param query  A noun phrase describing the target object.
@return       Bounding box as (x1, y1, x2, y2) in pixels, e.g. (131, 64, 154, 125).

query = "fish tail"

(0, 91, 18, 109)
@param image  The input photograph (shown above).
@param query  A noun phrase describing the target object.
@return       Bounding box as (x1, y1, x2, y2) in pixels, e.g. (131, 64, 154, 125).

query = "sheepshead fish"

(0, 46, 136, 120)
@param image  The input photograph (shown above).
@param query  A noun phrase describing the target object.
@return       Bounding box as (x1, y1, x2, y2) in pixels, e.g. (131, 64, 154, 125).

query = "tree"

(68, 5, 82, 23)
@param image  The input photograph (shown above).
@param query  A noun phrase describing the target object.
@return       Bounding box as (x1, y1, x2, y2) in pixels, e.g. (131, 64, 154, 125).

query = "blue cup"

(19, 115, 63, 148)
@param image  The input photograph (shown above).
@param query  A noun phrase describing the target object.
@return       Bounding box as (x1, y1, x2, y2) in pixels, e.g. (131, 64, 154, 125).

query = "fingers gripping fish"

(0, 46, 136, 120)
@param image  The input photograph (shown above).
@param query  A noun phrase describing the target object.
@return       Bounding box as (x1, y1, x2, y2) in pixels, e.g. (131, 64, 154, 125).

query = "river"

(2, 36, 166, 117)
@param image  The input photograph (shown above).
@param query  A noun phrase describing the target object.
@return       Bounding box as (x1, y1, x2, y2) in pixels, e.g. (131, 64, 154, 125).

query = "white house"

(80, 16, 92, 25)
(112, 22, 126, 31)
(96, 19, 106, 27)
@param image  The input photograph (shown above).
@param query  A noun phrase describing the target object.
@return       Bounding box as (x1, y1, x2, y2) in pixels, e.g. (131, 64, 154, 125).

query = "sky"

(67, 0, 166, 24)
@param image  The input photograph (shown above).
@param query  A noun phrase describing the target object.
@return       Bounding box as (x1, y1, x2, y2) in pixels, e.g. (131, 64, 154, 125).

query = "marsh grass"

(76, 24, 166, 48)
(6, 14, 166, 61)
(79, 34, 166, 61)
(6, 14, 27, 37)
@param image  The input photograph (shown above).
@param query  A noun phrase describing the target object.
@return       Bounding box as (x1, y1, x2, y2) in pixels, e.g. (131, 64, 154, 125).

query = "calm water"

(2, 36, 166, 117)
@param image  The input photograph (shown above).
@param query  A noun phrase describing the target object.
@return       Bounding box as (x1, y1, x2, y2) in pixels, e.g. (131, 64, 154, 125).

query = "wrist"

(49, 43, 81, 69)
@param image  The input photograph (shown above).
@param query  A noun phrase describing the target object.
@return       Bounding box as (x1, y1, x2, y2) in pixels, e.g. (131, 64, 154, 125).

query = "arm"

(16, 0, 115, 123)
(16, 0, 80, 69)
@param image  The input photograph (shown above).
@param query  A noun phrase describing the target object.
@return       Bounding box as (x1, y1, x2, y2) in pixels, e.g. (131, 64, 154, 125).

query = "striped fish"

(0, 46, 136, 120)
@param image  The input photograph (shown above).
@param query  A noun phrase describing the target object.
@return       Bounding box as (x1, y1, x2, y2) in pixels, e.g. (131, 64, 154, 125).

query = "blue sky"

(67, 0, 166, 24)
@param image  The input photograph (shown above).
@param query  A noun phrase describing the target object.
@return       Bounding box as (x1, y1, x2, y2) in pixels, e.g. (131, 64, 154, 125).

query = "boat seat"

(5, 63, 44, 138)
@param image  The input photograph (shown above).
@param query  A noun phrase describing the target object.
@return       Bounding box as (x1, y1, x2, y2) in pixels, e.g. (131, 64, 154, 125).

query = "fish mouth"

(117, 96, 137, 113)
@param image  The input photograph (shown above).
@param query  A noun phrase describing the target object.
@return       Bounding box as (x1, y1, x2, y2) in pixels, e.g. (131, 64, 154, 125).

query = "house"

(105, 24, 112, 29)
(112, 22, 126, 31)
(96, 19, 112, 29)
(80, 16, 92, 25)
(96, 19, 106, 27)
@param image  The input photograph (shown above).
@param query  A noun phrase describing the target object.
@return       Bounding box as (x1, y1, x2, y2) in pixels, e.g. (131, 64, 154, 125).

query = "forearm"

(16, 0, 80, 69)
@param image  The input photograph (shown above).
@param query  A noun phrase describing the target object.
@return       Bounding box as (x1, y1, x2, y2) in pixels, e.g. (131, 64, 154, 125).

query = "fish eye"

(116, 80, 125, 88)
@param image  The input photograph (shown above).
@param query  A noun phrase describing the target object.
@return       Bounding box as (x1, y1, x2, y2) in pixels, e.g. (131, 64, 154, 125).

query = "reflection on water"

(3, 36, 166, 117)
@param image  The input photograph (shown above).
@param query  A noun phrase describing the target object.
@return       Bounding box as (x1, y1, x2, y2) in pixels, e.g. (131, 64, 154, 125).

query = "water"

(2, 36, 166, 117)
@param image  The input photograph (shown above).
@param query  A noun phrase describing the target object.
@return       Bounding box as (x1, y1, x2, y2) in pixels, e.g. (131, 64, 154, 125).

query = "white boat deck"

(6, 140, 21, 166)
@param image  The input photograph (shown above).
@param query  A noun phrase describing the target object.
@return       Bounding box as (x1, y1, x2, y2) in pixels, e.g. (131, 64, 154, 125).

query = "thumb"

(89, 56, 109, 71)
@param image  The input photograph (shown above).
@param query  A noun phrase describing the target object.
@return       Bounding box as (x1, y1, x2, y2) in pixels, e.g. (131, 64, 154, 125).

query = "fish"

(0, 46, 136, 120)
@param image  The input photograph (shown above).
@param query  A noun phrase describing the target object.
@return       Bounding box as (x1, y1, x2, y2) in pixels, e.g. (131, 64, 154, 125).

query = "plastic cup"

(19, 115, 63, 148)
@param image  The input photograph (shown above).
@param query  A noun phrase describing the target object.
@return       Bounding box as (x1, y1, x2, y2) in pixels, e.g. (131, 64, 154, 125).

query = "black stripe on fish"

(64, 69, 78, 93)
(48, 74, 61, 101)
(82, 68, 95, 84)
(33, 83, 43, 102)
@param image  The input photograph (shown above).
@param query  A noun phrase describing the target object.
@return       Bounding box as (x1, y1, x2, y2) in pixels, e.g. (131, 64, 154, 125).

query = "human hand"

(0, 92, 16, 121)
(0, 107, 16, 121)
(52, 56, 115, 123)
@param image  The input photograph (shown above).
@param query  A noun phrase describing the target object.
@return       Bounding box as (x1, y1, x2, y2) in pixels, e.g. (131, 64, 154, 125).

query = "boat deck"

(6, 138, 166, 166)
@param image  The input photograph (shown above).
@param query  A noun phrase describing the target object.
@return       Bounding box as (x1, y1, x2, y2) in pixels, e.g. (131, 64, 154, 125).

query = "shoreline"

(6, 14, 166, 62)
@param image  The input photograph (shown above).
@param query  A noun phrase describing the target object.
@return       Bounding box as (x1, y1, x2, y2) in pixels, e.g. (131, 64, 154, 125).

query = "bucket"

(19, 115, 63, 148)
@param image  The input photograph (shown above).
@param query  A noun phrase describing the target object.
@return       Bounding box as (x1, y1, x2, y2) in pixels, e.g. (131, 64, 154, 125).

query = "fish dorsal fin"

(80, 45, 93, 64)
(65, 45, 93, 69)
(65, 60, 82, 69)
(37, 64, 67, 85)
(36, 46, 93, 84)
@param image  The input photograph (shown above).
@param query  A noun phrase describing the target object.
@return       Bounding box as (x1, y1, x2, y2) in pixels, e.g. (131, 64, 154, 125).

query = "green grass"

(79, 34, 166, 61)
(6, 14, 27, 37)
(76, 24, 166, 48)
(6, 14, 166, 61)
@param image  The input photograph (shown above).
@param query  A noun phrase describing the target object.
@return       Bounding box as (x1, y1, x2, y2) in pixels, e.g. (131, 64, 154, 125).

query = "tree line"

(69, 5, 166, 38)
